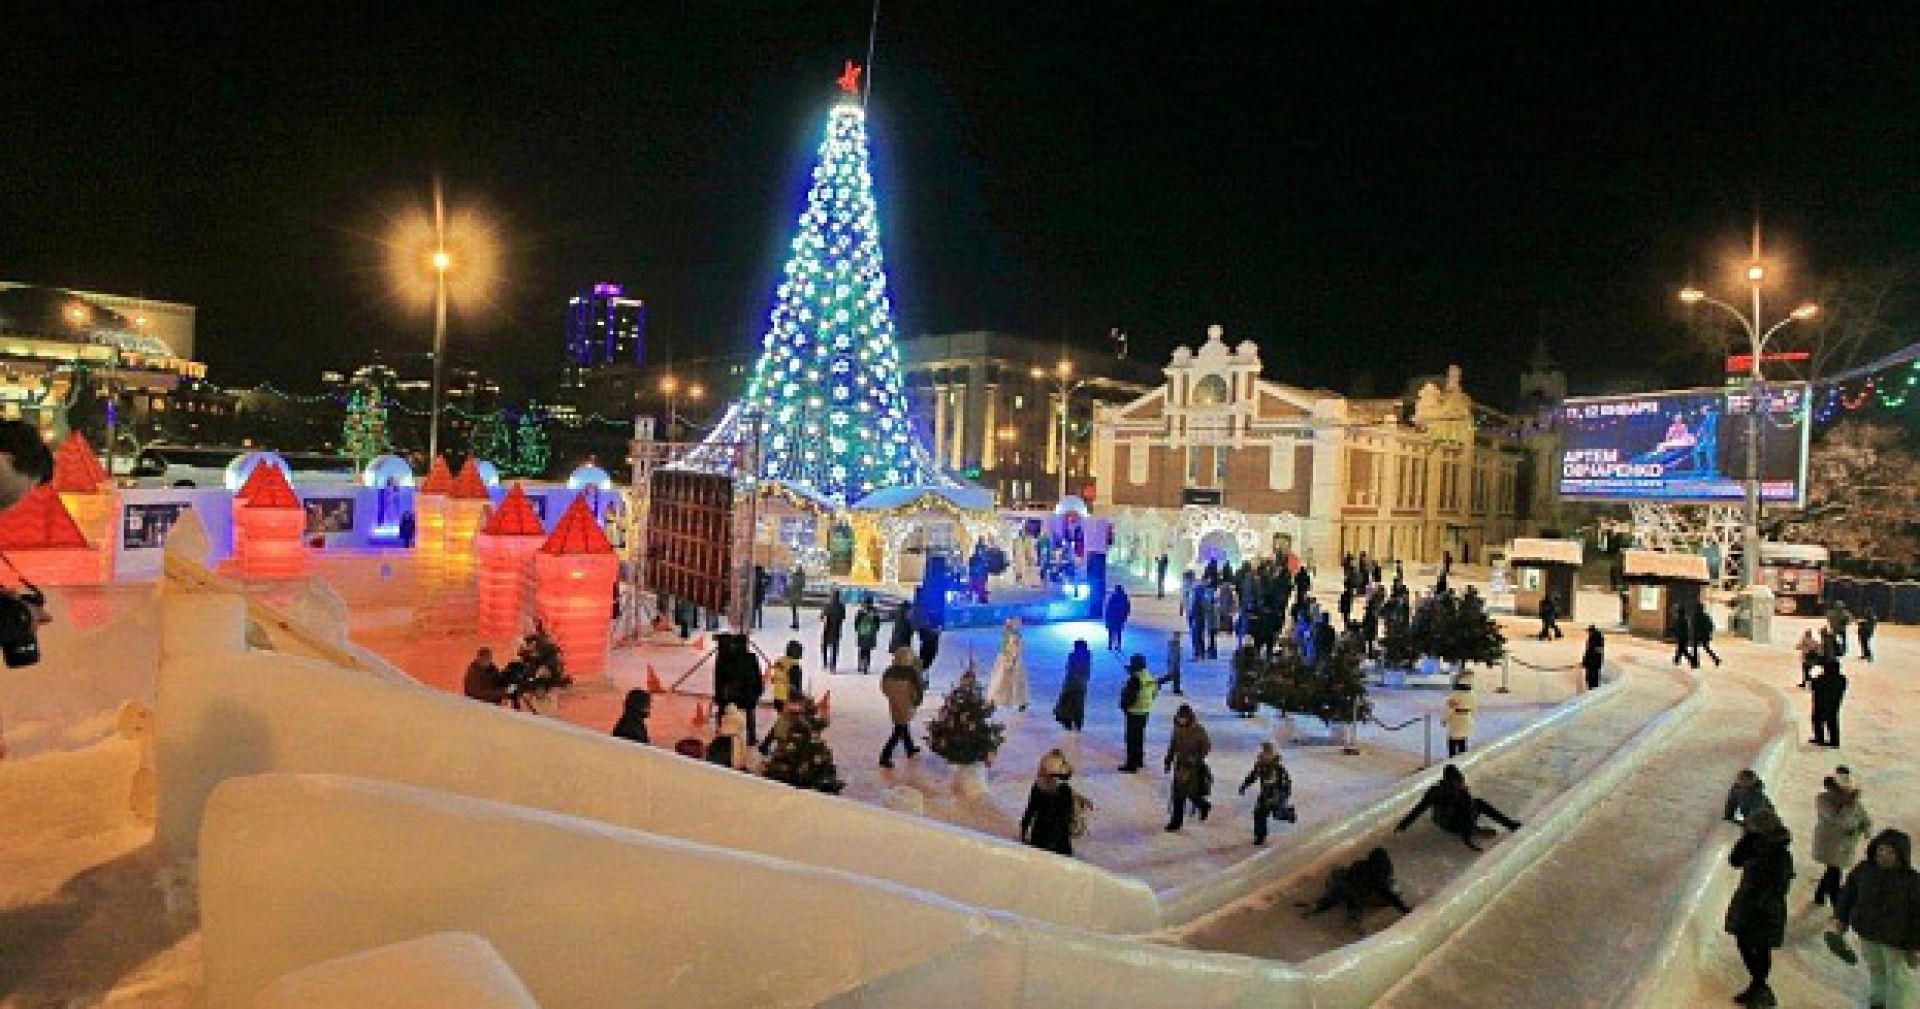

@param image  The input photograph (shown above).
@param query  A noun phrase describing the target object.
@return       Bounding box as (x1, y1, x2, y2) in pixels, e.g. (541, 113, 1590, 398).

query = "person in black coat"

(1302, 847, 1413, 925)
(916, 616, 943, 674)
(889, 600, 915, 652)
(1692, 603, 1722, 668)
(712, 633, 765, 746)
(1580, 626, 1605, 691)
(1394, 764, 1521, 851)
(1832, 828, 1920, 1004)
(819, 589, 847, 673)
(1154, 553, 1169, 599)
(1054, 640, 1092, 731)
(1019, 749, 1078, 857)
(1811, 657, 1848, 748)
(1724, 807, 1794, 1007)
(610, 688, 652, 745)
(1671, 604, 1697, 668)
(751, 565, 770, 629)
(1104, 584, 1132, 651)
(1537, 593, 1564, 641)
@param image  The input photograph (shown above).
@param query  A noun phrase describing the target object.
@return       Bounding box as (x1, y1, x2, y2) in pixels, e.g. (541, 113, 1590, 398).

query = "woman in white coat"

(1444, 682, 1477, 757)
(987, 616, 1031, 712)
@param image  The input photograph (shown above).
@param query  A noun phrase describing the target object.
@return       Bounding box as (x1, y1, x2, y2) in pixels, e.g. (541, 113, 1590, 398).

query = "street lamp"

(1031, 360, 1089, 503)
(1677, 249, 1818, 624)
(383, 180, 500, 465)
(429, 244, 451, 462)
(658, 376, 704, 439)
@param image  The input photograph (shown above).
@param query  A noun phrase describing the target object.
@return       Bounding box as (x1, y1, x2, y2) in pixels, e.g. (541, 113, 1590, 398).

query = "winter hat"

(1833, 767, 1857, 792)
(1127, 653, 1149, 672)
(1038, 749, 1072, 780)
(892, 646, 918, 666)
(1745, 807, 1785, 836)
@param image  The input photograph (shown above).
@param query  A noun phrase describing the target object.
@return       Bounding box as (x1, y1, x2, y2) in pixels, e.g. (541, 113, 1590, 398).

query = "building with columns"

(897, 331, 1158, 507)
(1090, 324, 1531, 577)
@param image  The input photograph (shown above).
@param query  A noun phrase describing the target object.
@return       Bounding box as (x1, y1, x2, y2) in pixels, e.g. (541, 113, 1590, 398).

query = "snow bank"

(252, 933, 540, 1009)
(1623, 548, 1709, 582)
(0, 586, 162, 757)
(200, 774, 990, 1009)
(155, 646, 1157, 932)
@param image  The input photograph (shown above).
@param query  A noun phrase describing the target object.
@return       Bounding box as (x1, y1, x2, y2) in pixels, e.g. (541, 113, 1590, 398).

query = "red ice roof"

(233, 460, 287, 502)
(483, 484, 545, 537)
(419, 456, 454, 494)
(451, 458, 491, 500)
(0, 486, 92, 549)
(240, 463, 302, 509)
(538, 495, 614, 556)
(50, 433, 110, 493)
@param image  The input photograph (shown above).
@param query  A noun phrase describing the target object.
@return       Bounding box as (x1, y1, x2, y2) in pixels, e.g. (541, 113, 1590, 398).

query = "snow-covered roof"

(1759, 542, 1829, 565)
(1509, 537, 1582, 566)
(1622, 549, 1709, 582)
(851, 484, 995, 514)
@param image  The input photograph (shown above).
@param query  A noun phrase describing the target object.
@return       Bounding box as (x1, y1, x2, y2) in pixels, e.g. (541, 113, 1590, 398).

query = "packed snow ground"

(2, 556, 1906, 1008)
(332, 556, 1580, 892)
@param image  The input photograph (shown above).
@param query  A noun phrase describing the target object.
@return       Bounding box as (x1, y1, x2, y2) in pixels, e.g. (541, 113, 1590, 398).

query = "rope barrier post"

(1423, 712, 1432, 769)
(1342, 695, 1361, 755)
(1497, 653, 1512, 694)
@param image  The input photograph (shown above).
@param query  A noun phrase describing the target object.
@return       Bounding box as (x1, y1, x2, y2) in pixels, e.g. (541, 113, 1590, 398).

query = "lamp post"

(658, 376, 704, 440)
(1679, 254, 1817, 625)
(1031, 360, 1088, 503)
(427, 246, 451, 462)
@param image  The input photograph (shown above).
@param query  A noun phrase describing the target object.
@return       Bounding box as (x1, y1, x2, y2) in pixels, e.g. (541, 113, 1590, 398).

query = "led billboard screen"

(1556, 385, 1809, 505)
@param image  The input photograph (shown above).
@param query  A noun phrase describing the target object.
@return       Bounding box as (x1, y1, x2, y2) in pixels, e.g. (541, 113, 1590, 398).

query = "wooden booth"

(1509, 537, 1583, 618)
(1622, 549, 1709, 640)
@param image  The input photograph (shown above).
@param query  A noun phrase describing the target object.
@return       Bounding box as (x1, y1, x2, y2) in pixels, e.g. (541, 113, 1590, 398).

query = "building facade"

(1090, 325, 1530, 576)
(563, 283, 646, 390)
(897, 331, 1158, 507)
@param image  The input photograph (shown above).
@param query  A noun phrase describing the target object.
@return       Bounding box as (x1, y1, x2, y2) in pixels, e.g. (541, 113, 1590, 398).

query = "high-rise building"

(564, 283, 646, 388)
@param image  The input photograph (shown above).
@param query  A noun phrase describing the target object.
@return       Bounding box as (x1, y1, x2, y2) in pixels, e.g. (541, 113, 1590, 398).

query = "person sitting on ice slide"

(1299, 847, 1413, 926)
(1394, 764, 1522, 851)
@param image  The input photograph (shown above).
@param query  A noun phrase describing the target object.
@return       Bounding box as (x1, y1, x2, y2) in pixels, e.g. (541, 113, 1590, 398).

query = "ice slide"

(1371, 656, 1789, 1008)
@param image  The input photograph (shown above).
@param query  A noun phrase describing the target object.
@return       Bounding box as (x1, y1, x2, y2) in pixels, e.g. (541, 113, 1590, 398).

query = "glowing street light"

(1031, 358, 1089, 502)
(383, 180, 501, 462)
(1676, 225, 1818, 626)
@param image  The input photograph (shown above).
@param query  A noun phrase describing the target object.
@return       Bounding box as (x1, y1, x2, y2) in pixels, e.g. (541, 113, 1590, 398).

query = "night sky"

(7, 5, 1919, 406)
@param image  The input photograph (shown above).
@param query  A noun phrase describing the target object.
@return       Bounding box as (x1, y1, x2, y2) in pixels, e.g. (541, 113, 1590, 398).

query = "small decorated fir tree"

(924, 666, 1006, 765)
(510, 410, 550, 477)
(762, 696, 844, 794)
(509, 621, 573, 700)
(341, 383, 392, 464)
(1245, 639, 1372, 728)
(467, 412, 511, 468)
(1380, 588, 1506, 671)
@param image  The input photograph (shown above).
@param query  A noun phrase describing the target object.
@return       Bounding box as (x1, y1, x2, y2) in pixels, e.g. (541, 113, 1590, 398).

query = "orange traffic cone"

(691, 633, 707, 651)
(646, 666, 664, 694)
(690, 700, 707, 728)
(816, 690, 834, 722)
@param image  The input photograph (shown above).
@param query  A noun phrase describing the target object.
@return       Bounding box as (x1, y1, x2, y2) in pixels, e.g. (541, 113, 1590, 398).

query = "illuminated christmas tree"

(742, 62, 924, 503)
(341, 383, 391, 464)
(509, 409, 550, 477)
(467, 411, 511, 467)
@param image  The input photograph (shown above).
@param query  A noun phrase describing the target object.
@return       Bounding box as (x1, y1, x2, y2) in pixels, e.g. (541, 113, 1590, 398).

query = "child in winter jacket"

(1239, 742, 1294, 845)
(1723, 769, 1772, 824)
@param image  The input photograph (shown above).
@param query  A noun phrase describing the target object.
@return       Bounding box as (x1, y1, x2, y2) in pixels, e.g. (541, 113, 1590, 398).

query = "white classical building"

(1090, 325, 1529, 579)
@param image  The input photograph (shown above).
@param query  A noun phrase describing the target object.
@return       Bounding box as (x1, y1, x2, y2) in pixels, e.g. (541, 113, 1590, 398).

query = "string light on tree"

(741, 62, 924, 504)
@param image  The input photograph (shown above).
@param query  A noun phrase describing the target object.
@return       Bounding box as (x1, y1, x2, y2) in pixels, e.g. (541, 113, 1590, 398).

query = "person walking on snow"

(1019, 749, 1079, 857)
(785, 563, 807, 630)
(1163, 704, 1213, 831)
(878, 646, 925, 768)
(1811, 657, 1848, 748)
(819, 589, 846, 673)
(1104, 584, 1132, 651)
(1828, 600, 1854, 657)
(1859, 606, 1879, 663)
(1444, 679, 1477, 756)
(1154, 552, 1169, 599)
(1812, 768, 1872, 908)
(888, 599, 915, 653)
(986, 616, 1030, 712)
(1054, 640, 1092, 731)
(1537, 592, 1564, 640)
(853, 597, 881, 674)
(1692, 602, 1722, 668)
(1395, 764, 1521, 851)
(1160, 630, 1185, 696)
(1581, 625, 1605, 691)
(1117, 653, 1158, 773)
(1724, 807, 1794, 1008)
(1239, 741, 1294, 845)
(1832, 829, 1920, 1009)
(1672, 603, 1698, 668)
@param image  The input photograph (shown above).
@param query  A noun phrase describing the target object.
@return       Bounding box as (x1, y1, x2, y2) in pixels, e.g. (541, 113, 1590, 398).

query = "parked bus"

(130, 445, 359, 489)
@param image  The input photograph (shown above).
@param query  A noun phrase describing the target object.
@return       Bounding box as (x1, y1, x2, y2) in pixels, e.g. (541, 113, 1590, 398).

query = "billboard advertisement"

(1557, 385, 1810, 505)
